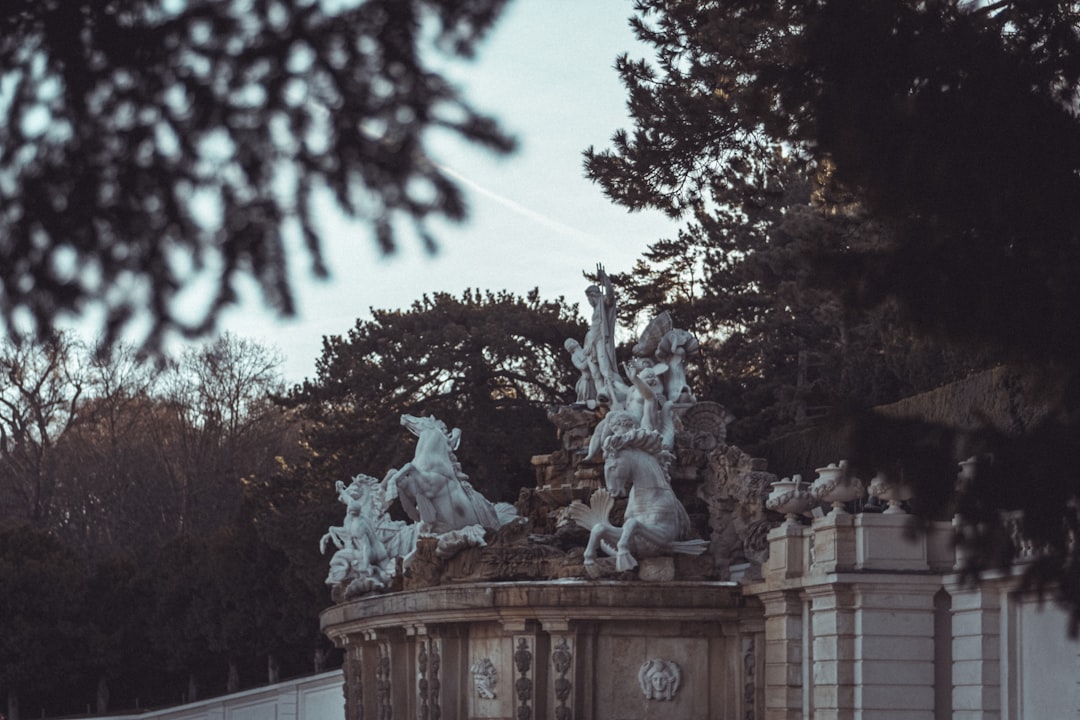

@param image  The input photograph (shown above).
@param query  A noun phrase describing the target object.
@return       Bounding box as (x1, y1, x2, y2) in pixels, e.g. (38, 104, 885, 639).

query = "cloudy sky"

(218, 0, 681, 382)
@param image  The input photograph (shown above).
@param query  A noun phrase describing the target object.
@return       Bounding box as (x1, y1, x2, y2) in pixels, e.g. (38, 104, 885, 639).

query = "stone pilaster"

(343, 642, 363, 720)
(758, 590, 805, 720)
(415, 634, 430, 720)
(513, 635, 536, 720)
(806, 584, 857, 720)
(946, 580, 1002, 720)
(851, 580, 938, 720)
(375, 639, 393, 720)
(427, 636, 443, 720)
(549, 634, 575, 720)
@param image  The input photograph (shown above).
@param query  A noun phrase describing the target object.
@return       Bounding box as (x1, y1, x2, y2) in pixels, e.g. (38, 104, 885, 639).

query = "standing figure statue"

(656, 328, 699, 404)
(582, 264, 626, 407)
(564, 338, 598, 408)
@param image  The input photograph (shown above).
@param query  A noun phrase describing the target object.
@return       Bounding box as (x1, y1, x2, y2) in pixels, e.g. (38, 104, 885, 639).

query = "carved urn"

(809, 460, 864, 515)
(765, 475, 814, 525)
(867, 472, 913, 514)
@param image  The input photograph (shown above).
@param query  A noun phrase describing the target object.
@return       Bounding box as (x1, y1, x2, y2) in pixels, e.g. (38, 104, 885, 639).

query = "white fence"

(86, 670, 343, 720)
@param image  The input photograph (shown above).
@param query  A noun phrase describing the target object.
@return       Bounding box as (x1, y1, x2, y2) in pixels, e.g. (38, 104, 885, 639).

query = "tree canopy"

(283, 289, 584, 502)
(588, 0, 1080, 628)
(0, 0, 513, 350)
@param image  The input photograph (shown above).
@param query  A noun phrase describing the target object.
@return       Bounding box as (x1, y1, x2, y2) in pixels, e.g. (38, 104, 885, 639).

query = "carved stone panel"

(513, 636, 534, 720)
(551, 636, 574, 720)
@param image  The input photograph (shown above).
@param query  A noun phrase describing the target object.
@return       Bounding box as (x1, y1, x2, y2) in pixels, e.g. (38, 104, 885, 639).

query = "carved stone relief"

(514, 637, 534, 720)
(346, 644, 363, 720)
(429, 639, 442, 720)
(639, 659, 682, 701)
(376, 642, 392, 720)
(418, 639, 429, 720)
(470, 657, 497, 699)
(742, 635, 756, 720)
(552, 637, 573, 720)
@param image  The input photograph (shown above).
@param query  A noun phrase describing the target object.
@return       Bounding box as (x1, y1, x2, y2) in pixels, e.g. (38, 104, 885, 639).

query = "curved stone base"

(321, 580, 763, 720)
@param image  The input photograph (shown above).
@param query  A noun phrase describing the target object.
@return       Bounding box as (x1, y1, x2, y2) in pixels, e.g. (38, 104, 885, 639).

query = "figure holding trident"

(582, 263, 626, 407)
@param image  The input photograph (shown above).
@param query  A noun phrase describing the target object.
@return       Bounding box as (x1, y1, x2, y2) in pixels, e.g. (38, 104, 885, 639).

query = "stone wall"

(742, 508, 1079, 720)
(77, 671, 344, 720)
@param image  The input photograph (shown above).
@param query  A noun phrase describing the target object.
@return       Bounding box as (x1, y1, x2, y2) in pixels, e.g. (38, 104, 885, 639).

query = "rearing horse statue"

(384, 414, 515, 534)
(569, 412, 708, 571)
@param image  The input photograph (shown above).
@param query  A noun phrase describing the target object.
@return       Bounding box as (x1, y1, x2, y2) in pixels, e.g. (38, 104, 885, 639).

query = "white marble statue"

(384, 413, 517, 534)
(321, 474, 419, 594)
(584, 363, 676, 461)
(568, 414, 708, 571)
(631, 311, 699, 404)
(564, 337, 598, 408)
(625, 362, 677, 451)
(656, 327, 699, 404)
(581, 264, 626, 407)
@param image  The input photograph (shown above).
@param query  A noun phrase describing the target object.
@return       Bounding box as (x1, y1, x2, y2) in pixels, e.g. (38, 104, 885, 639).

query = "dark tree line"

(0, 333, 319, 720)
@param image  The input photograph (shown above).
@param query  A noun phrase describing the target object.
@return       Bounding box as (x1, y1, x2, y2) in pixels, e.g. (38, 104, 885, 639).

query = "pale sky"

(218, 0, 681, 383)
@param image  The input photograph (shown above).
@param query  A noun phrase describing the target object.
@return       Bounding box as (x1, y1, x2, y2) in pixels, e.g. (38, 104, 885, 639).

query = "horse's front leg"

(584, 523, 608, 565)
(615, 518, 642, 571)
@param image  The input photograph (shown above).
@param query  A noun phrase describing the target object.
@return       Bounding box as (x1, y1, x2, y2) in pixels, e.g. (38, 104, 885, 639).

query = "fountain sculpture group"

(318, 266, 781, 720)
(317, 265, 957, 720)
(319, 266, 750, 598)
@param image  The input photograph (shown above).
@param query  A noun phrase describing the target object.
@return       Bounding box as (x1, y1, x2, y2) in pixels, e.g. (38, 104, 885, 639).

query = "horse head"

(601, 425, 666, 497)
(401, 413, 460, 450)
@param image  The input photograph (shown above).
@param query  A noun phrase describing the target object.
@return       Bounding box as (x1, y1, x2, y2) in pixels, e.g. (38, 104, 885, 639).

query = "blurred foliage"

(0, 0, 513, 351)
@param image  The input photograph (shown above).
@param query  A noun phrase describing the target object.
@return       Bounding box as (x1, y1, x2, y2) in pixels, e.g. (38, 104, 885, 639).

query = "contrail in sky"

(436, 163, 601, 244)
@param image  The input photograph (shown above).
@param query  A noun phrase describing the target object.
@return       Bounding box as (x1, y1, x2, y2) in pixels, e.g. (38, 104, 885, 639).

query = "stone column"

(758, 590, 805, 720)
(946, 579, 1002, 720)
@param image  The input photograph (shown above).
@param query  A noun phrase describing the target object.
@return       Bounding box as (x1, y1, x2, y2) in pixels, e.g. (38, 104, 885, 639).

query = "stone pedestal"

(945, 580, 1002, 720)
(809, 511, 857, 574)
(853, 513, 929, 571)
(765, 522, 809, 581)
(321, 581, 763, 720)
